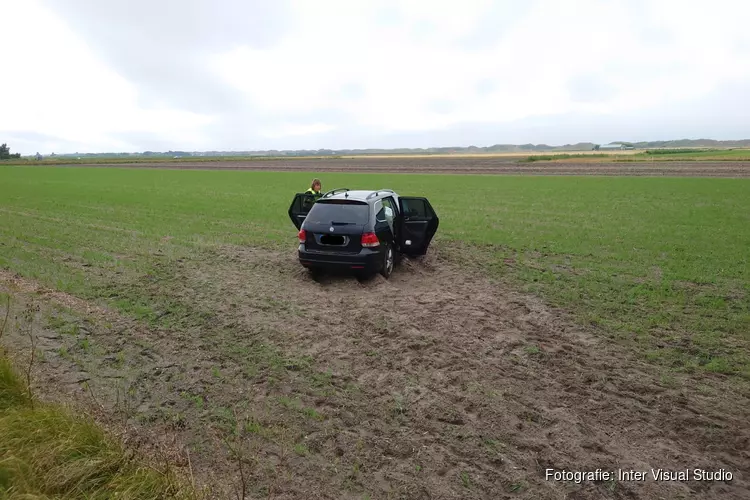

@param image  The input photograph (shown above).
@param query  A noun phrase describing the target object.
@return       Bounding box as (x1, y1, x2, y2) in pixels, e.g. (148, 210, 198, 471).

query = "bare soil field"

(2, 244, 748, 499)
(41, 157, 750, 176)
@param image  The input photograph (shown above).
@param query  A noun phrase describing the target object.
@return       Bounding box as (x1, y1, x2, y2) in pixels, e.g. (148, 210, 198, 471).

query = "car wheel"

(380, 243, 394, 279)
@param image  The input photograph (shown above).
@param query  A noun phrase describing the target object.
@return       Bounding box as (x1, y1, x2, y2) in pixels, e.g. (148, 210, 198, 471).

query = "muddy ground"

(40, 157, 750, 177)
(1, 244, 748, 500)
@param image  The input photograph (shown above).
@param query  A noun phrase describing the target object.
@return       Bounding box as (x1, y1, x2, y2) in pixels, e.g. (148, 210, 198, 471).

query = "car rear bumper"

(298, 245, 381, 273)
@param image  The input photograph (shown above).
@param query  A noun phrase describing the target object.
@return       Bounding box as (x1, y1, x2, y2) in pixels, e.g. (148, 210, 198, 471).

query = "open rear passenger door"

(288, 193, 318, 230)
(396, 197, 439, 256)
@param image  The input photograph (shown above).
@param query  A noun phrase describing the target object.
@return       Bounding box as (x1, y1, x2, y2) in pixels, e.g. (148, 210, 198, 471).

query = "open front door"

(288, 193, 318, 230)
(396, 197, 439, 256)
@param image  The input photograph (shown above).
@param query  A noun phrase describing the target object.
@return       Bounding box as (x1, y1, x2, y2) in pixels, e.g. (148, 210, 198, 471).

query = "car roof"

(320, 189, 396, 203)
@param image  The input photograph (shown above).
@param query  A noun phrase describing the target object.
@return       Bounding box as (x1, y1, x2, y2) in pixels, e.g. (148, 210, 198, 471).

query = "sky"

(2, 0, 750, 155)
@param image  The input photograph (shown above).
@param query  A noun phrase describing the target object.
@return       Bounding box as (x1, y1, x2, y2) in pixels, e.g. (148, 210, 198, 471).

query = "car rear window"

(306, 200, 369, 224)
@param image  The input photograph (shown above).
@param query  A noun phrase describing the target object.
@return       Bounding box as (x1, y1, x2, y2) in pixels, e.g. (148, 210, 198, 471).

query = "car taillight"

(361, 232, 379, 247)
(298, 229, 306, 243)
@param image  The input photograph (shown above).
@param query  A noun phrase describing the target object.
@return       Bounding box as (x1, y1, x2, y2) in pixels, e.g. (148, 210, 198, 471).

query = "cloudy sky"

(2, 0, 750, 154)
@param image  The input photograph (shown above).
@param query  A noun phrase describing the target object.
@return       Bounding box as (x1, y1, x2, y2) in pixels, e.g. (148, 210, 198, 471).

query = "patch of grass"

(45, 313, 67, 331)
(509, 481, 525, 492)
(242, 417, 280, 442)
(210, 406, 236, 432)
(704, 357, 732, 374)
(659, 373, 678, 388)
(524, 345, 541, 355)
(180, 391, 204, 410)
(0, 357, 30, 410)
(606, 477, 619, 493)
(301, 406, 325, 421)
(0, 354, 195, 498)
(309, 368, 332, 385)
(309, 369, 334, 396)
(277, 395, 324, 421)
(392, 393, 407, 416)
(277, 395, 302, 410)
(460, 471, 472, 489)
(482, 438, 506, 456)
(230, 341, 302, 381)
(78, 337, 91, 352)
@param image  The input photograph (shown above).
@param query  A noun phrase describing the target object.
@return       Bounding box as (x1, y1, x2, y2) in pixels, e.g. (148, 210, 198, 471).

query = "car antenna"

(344, 192, 348, 198)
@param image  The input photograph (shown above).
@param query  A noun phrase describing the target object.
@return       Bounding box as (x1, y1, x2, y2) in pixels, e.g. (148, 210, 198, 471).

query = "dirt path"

(1, 247, 748, 499)
(31, 158, 750, 177)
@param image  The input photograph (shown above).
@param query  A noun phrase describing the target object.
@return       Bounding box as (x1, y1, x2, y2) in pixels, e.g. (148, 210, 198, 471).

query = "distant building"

(597, 143, 634, 150)
(35, 152, 43, 160)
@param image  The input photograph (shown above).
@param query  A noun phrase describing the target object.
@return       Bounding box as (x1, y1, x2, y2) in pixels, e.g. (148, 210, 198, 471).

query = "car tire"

(380, 243, 394, 279)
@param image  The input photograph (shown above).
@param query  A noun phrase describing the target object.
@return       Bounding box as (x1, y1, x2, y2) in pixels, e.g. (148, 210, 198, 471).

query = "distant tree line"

(0, 143, 21, 159)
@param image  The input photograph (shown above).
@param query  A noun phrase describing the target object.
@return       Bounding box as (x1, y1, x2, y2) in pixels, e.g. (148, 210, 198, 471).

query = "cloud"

(428, 99, 458, 115)
(567, 74, 617, 103)
(2, 0, 750, 154)
(1, 1, 216, 152)
(37, 0, 292, 113)
(456, 1, 536, 50)
(261, 123, 337, 140)
(3, 131, 89, 156)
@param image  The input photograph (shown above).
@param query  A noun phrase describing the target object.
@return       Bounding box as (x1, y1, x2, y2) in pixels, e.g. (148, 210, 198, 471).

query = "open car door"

(396, 197, 439, 256)
(288, 193, 318, 230)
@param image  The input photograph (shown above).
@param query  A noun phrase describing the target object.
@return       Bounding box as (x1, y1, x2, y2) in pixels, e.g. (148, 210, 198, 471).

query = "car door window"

(400, 198, 428, 218)
(380, 197, 396, 234)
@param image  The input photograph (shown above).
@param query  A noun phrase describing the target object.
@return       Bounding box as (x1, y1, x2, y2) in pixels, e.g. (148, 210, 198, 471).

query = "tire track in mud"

(170, 246, 750, 499)
(2, 248, 749, 499)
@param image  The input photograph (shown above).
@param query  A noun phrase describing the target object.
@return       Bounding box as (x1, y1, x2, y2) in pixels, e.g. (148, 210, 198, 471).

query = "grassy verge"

(0, 298, 195, 499)
(1, 166, 748, 380)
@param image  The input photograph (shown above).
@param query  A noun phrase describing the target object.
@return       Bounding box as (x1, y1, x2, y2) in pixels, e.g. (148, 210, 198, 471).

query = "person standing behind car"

(302, 178, 322, 211)
(305, 178, 323, 198)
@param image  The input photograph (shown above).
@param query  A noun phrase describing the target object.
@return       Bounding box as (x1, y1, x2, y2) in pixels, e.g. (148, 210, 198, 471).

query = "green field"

(1, 166, 748, 379)
(526, 148, 750, 162)
(0, 155, 346, 165)
(618, 148, 750, 161)
(2, 146, 750, 166)
(638, 148, 750, 159)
